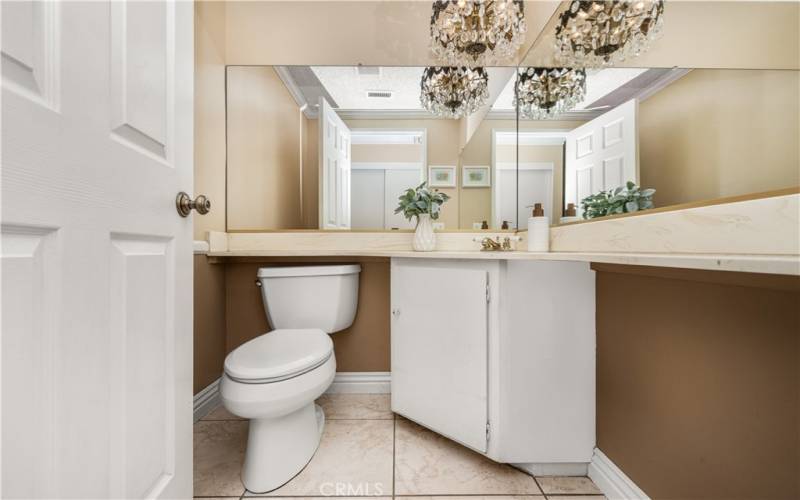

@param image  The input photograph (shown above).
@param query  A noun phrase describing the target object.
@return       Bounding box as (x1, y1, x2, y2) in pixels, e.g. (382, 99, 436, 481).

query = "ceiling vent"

(357, 66, 381, 77)
(366, 90, 393, 99)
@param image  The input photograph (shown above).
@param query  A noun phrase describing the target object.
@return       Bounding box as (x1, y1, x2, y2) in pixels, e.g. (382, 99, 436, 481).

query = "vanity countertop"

(206, 249, 799, 276)
(203, 192, 800, 276)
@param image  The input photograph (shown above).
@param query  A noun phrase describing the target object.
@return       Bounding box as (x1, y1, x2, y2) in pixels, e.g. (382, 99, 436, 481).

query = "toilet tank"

(257, 264, 361, 333)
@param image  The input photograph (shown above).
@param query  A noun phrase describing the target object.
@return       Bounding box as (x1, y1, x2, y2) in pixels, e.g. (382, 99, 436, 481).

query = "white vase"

(413, 214, 436, 251)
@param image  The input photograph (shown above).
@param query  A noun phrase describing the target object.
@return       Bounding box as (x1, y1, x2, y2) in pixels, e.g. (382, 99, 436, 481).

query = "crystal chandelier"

(430, 0, 527, 66)
(514, 67, 587, 119)
(420, 66, 489, 119)
(554, 0, 665, 67)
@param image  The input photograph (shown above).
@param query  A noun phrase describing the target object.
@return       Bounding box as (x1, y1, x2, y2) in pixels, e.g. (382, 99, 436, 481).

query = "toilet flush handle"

(255, 280, 262, 287)
(391, 308, 400, 318)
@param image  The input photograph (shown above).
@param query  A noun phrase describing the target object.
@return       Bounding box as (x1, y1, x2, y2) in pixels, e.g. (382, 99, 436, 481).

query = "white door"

(516, 164, 554, 225)
(351, 169, 385, 229)
(319, 97, 351, 229)
(384, 168, 422, 230)
(564, 99, 639, 215)
(391, 259, 489, 453)
(1, 1, 193, 499)
(495, 163, 554, 228)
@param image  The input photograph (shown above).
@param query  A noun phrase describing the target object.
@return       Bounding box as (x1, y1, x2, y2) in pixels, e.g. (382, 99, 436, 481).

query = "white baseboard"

(325, 371, 391, 394)
(512, 462, 588, 477)
(588, 448, 650, 500)
(193, 378, 221, 423)
(194, 373, 388, 422)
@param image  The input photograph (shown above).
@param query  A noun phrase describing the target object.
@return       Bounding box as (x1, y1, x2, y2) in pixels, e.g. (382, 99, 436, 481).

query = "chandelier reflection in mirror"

(514, 67, 586, 120)
(420, 66, 489, 119)
(430, 0, 527, 66)
(554, 0, 665, 67)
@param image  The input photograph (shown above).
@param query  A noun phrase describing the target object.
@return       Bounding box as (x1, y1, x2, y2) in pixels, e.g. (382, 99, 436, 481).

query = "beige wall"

(222, 1, 549, 67)
(639, 69, 800, 208)
(194, 2, 227, 240)
(352, 144, 423, 164)
(524, 1, 800, 70)
(595, 264, 800, 500)
(227, 66, 306, 230)
(302, 116, 319, 229)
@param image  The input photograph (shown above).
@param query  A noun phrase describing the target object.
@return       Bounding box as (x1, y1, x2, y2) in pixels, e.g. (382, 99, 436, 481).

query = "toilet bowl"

(219, 265, 360, 493)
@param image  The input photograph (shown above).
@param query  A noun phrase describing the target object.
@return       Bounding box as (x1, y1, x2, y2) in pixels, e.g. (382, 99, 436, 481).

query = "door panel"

(110, 1, 169, 158)
(0, 225, 59, 498)
(319, 97, 351, 229)
(565, 99, 638, 215)
(391, 260, 489, 453)
(1, 0, 58, 108)
(1, 1, 193, 498)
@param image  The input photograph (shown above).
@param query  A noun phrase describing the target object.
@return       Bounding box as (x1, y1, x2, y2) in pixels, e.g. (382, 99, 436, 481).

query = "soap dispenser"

(560, 203, 580, 224)
(526, 203, 549, 252)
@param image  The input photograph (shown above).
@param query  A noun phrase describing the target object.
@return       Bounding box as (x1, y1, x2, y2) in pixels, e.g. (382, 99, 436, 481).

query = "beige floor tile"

(535, 476, 602, 495)
(202, 404, 245, 421)
(544, 496, 605, 500)
(194, 420, 248, 497)
(394, 418, 541, 495)
(246, 419, 393, 497)
(315, 393, 393, 420)
(396, 497, 544, 500)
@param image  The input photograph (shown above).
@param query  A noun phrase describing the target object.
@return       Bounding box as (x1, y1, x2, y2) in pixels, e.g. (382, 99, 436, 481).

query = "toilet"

(220, 264, 361, 493)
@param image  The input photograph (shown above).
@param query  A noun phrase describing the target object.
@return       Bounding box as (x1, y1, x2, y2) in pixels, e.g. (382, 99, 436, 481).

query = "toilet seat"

(224, 329, 333, 384)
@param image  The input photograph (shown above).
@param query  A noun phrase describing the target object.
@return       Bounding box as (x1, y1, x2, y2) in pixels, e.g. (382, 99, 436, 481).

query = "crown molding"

(635, 68, 692, 102)
(335, 109, 452, 120)
(274, 66, 318, 119)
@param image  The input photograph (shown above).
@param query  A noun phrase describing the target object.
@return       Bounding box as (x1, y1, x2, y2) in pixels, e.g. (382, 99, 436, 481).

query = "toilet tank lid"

(257, 264, 361, 278)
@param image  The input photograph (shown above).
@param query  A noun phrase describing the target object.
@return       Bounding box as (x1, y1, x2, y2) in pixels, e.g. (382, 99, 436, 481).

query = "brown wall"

(594, 264, 800, 500)
(224, 257, 391, 372)
(639, 69, 800, 208)
(193, 255, 227, 393)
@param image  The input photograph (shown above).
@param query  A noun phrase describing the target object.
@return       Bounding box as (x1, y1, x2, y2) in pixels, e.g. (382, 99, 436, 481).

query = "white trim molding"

(351, 162, 422, 171)
(325, 372, 391, 394)
(351, 129, 424, 145)
(193, 378, 221, 423)
(193, 240, 210, 254)
(588, 448, 651, 500)
(274, 66, 314, 118)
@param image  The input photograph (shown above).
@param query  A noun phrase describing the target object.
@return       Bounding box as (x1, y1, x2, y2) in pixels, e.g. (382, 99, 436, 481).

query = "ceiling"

(281, 64, 679, 121)
(491, 68, 649, 111)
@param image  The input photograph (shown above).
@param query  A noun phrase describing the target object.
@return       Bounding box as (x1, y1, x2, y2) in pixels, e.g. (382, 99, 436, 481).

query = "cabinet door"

(391, 259, 489, 453)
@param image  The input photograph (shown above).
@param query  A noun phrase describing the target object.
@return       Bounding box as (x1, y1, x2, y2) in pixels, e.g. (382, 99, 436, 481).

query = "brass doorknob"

(176, 192, 211, 217)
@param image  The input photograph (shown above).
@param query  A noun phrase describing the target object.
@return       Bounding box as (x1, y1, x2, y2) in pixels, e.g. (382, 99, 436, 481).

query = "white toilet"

(220, 264, 361, 493)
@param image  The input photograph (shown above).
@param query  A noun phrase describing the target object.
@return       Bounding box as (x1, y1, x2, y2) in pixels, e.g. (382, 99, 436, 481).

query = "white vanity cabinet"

(390, 258, 596, 469)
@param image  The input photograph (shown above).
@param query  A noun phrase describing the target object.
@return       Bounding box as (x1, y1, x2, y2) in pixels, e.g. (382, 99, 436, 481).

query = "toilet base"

(242, 402, 326, 493)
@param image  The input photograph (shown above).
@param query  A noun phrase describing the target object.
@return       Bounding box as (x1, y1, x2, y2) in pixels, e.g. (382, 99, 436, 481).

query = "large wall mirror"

(224, 2, 798, 232)
(226, 65, 522, 232)
(513, 66, 799, 225)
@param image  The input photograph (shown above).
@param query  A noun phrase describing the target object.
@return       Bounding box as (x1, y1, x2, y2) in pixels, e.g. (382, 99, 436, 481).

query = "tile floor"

(194, 394, 605, 500)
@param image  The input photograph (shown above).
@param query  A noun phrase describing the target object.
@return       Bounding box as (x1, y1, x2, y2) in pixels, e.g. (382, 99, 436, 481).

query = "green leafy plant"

(395, 182, 451, 221)
(580, 181, 656, 219)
